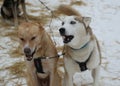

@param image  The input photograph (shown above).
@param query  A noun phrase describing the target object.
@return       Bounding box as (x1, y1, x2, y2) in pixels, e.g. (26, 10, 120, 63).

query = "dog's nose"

(24, 48, 31, 54)
(59, 28, 65, 35)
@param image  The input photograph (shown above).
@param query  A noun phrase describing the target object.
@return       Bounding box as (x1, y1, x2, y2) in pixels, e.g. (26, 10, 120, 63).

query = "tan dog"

(58, 5, 101, 86)
(18, 22, 61, 86)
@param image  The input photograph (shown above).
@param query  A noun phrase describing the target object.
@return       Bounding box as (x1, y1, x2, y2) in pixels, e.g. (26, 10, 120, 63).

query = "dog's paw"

(57, 67, 65, 78)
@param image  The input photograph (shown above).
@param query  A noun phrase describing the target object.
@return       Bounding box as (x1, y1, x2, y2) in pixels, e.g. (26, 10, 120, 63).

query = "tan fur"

(18, 22, 61, 86)
(56, 4, 82, 17)
(58, 5, 80, 16)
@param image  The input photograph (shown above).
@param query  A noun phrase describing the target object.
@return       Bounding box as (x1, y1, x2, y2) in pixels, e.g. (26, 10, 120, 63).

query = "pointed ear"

(83, 17, 91, 27)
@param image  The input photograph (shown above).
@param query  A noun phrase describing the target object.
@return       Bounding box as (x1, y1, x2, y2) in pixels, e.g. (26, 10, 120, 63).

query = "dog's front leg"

(26, 61, 40, 86)
(21, 0, 28, 21)
(13, 3, 18, 27)
(68, 74, 75, 86)
(49, 72, 55, 86)
(65, 72, 74, 86)
(92, 66, 100, 86)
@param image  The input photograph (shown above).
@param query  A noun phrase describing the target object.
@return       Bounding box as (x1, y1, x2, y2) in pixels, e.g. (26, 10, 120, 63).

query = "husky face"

(59, 16, 91, 49)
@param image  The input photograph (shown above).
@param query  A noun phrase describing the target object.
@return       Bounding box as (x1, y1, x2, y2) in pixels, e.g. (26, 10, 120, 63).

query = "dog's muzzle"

(59, 28, 74, 43)
(24, 47, 36, 61)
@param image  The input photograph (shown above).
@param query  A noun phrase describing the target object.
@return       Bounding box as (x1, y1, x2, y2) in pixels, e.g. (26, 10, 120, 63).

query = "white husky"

(58, 5, 101, 86)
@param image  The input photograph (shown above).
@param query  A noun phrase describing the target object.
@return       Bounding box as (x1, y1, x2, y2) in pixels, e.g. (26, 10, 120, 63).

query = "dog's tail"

(56, 4, 82, 17)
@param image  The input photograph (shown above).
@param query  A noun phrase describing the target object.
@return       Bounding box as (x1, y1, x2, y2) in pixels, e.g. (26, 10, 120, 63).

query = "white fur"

(61, 16, 90, 49)
(73, 70, 93, 86)
(59, 16, 101, 86)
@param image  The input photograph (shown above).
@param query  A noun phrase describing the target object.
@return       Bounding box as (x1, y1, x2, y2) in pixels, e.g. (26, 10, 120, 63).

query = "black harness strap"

(75, 51, 93, 72)
(33, 53, 64, 73)
(34, 58, 44, 73)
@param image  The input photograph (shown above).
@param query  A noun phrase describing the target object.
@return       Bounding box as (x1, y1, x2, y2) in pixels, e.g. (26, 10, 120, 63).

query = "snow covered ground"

(0, 0, 120, 86)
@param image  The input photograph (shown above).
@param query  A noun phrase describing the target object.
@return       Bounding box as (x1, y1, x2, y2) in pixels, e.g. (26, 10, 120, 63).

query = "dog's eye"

(31, 36, 36, 40)
(70, 21, 76, 24)
(20, 38, 24, 41)
(62, 22, 64, 25)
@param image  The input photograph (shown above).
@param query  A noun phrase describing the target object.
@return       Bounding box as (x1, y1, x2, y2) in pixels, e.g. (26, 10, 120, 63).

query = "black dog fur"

(0, 0, 27, 26)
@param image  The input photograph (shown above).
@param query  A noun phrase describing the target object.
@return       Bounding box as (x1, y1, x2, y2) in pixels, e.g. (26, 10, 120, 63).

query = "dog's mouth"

(25, 48, 36, 61)
(62, 35, 74, 43)
(25, 55, 33, 61)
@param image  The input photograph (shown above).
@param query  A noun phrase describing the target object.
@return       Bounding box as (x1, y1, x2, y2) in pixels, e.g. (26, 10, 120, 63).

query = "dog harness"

(73, 42, 93, 72)
(64, 41, 93, 72)
(75, 51, 93, 71)
(34, 54, 64, 73)
(34, 58, 44, 73)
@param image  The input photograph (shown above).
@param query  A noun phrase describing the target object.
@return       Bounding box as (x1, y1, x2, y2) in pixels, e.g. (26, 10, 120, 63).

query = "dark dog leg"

(21, 0, 28, 21)
(12, 3, 18, 27)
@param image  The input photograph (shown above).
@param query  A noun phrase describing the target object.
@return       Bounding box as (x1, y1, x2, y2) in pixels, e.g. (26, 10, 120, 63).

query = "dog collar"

(80, 41, 89, 49)
(71, 41, 89, 50)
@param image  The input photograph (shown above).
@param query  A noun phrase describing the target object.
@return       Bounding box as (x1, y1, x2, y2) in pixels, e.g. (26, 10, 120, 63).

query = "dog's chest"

(64, 57, 80, 72)
(34, 58, 54, 73)
(41, 59, 55, 72)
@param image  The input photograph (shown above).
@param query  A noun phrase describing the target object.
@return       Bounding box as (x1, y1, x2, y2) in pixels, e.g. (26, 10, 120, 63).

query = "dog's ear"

(74, 16, 82, 22)
(82, 17, 91, 27)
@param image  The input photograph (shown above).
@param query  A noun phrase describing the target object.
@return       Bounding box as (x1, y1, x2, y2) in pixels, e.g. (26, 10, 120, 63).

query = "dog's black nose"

(59, 28, 65, 35)
(24, 48, 31, 54)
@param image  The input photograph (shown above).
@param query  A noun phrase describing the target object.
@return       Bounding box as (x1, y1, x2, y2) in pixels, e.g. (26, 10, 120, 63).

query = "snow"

(0, 0, 120, 86)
